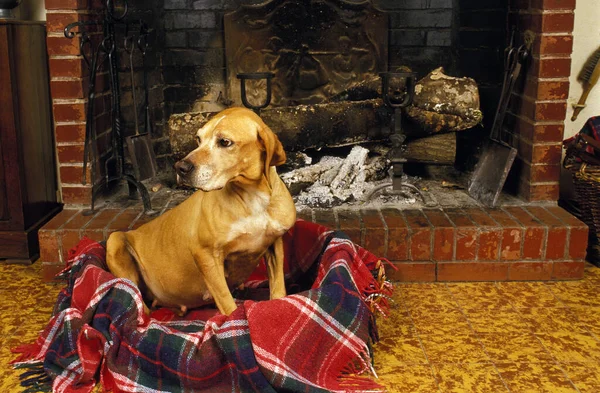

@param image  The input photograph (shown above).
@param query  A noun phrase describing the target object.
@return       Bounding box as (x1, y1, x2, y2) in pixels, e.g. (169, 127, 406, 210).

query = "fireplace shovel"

(468, 36, 530, 207)
(125, 34, 157, 181)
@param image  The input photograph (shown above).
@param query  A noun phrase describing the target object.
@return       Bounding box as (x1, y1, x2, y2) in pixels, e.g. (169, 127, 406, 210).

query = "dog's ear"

(257, 121, 286, 175)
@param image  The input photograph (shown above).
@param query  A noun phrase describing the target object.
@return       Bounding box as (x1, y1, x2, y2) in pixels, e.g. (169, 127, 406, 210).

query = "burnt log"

(326, 72, 408, 103)
(405, 67, 483, 135)
(168, 99, 392, 159)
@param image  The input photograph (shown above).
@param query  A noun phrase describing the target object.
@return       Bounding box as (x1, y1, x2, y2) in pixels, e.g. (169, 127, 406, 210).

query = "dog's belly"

(140, 251, 264, 310)
(140, 259, 213, 309)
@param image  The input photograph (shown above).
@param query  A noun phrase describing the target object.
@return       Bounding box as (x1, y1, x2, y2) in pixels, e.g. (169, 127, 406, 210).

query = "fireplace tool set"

(64, 0, 157, 215)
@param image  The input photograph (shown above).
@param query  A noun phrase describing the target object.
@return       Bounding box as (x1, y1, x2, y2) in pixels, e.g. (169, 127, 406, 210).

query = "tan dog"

(106, 107, 296, 316)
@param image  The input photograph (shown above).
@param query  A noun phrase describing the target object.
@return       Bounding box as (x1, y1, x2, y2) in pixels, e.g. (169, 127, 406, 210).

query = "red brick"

(541, 12, 575, 33)
(42, 262, 66, 283)
(61, 186, 92, 204)
(61, 229, 82, 262)
(59, 165, 92, 185)
(545, 207, 588, 260)
(50, 79, 87, 99)
(445, 209, 478, 261)
(535, 102, 568, 122)
(296, 209, 313, 222)
(537, 57, 572, 78)
(423, 209, 454, 261)
(45, 0, 87, 9)
(45, 11, 80, 33)
(57, 144, 85, 164)
(386, 262, 435, 282)
(568, 227, 589, 260)
(519, 99, 568, 123)
(82, 208, 121, 239)
(533, 80, 570, 101)
(536, 34, 573, 55)
(463, 208, 501, 261)
(508, 262, 553, 280)
(545, 227, 568, 260)
(382, 208, 409, 261)
(47, 36, 81, 56)
(338, 210, 362, 246)
(314, 210, 336, 230)
(478, 230, 502, 261)
(519, 182, 560, 202)
(516, 140, 562, 166)
(404, 210, 432, 261)
(525, 205, 568, 259)
(545, 206, 587, 227)
(63, 210, 96, 231)
(49, 58, 86, 78)
(53, 102, 87, 122)
(521, 163, 561, 183)
(41, 208, 79, 230)
(531, 0, 576, 10)
(504, 206, 546, 259)
(517, 119, 564, 144)
(361, 209, 387, 258)
(55, 123, 86, 144)
(487, 209, 522, 261)
(552, 261, 585, 280)
(463, 207, 498, 227)
(437, 262, 509, 281)
(38, 230, 61, 263)
(108, 209, 143, 231)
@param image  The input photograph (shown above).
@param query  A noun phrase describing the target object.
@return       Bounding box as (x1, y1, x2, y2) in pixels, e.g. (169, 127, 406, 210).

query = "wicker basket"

(564, 145, 600, 263)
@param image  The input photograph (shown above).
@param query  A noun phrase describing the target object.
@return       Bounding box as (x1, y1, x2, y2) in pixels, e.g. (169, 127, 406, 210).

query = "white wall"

(561, 0, 600, 199)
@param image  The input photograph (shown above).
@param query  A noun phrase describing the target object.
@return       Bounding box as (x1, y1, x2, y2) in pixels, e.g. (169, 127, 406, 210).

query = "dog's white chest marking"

(227, 192, 285, 249)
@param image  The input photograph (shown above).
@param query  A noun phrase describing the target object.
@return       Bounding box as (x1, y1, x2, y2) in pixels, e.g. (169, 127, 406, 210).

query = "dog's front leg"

(265, 237, 286, 300)
(193, 251, 237, 315)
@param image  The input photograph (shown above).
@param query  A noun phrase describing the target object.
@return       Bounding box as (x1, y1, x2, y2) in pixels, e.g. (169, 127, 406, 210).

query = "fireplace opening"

(161, 0, 509, 209)
(54, 0, 558, 212)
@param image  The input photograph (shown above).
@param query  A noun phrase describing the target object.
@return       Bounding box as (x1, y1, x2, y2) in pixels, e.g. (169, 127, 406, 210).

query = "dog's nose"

(174, 160, 194, 176)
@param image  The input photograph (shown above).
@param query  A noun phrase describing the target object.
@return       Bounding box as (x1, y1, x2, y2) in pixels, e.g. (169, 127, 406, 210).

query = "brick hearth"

(38, 194, 588, 283)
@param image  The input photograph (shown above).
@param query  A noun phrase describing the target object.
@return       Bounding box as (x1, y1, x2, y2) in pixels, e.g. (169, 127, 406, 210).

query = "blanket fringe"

(11, 344, 42, 365)
(12, 362, 51, 393)
(338, 375, 385, 393)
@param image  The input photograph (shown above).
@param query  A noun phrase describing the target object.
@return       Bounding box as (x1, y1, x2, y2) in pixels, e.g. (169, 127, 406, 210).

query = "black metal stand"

(64, 0, 156, 215)
(364, 72, 434, 205)
(237, 72, 274, 114)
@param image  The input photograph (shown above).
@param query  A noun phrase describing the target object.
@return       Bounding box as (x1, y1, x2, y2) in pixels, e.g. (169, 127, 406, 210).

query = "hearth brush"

(572, 46, 600, 121)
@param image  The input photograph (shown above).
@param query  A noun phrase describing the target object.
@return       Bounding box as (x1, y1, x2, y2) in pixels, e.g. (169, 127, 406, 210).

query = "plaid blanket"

(12, 220, 392, 393)
(564, 115, 600, 154)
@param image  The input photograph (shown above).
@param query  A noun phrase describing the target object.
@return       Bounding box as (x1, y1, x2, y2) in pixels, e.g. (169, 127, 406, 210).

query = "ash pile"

(280, 145, 421, 209)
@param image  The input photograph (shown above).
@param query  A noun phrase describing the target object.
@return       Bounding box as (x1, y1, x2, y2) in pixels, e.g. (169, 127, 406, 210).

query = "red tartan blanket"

(12, 220, 392, 393)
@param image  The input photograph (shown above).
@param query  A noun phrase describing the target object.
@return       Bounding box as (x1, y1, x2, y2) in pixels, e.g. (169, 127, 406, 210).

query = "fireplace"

(38, 0, 587, 283)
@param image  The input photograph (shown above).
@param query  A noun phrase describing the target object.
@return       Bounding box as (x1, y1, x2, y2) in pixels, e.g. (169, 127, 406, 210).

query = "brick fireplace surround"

(38, 0, 588, 283)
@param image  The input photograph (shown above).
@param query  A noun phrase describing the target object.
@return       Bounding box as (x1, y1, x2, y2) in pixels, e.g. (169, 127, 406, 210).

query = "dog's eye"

(219, 138, 233, 148)
(195, 136, 201, 146)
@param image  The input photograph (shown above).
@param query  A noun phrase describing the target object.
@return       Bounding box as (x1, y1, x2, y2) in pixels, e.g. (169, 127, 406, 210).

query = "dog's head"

(174, 107, 286, 191)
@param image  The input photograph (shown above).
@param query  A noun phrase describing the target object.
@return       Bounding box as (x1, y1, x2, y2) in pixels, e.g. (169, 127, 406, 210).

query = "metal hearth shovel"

(468, 31, 532, 207)
(124, 29, 157, 181)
